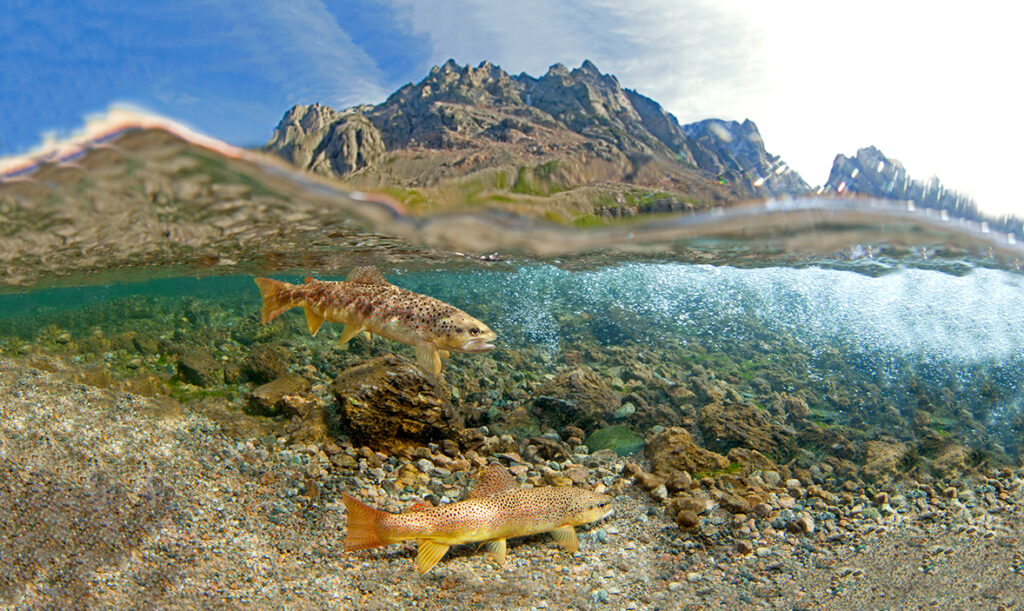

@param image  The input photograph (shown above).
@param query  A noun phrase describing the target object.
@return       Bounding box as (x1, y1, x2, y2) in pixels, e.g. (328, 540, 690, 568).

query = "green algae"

(585, 425, 644, 456)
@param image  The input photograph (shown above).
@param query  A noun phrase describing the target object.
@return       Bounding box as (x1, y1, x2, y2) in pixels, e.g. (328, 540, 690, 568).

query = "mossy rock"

(585, 425, 644, 456)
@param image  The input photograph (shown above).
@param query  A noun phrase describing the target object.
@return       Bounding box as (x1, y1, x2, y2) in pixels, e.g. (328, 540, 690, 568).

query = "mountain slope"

(266, 60, 809, 219)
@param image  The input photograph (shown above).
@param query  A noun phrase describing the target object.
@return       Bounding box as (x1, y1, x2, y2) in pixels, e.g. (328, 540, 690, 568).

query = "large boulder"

(241, 345, 288, 384)
(645, 427, 731, 478)
(176, 350, 221, 387)
(332, 355, 463, 451)
(698, 402, 774, 455)
(860, 439, 909, 482)
(532, 366, 620, 433)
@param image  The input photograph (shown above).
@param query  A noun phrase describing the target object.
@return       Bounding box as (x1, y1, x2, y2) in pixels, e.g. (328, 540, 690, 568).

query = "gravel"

(2, 358, 1023, 610)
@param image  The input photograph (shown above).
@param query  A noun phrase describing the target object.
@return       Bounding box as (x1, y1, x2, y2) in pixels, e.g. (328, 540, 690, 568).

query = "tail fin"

(253, 277, 300, 324)
(342, 492, 391, 551)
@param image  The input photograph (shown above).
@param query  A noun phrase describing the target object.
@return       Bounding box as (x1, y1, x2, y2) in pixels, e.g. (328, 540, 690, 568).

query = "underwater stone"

(675, 510, 700, 529)
(246, 375, 312, 417)
(697, 402, 775, 455)
(645, 427, 730, 477)
(860, 440, 909, 482)
(331, 355, 462, 452)
(719, 493, 752, 514)
(176, 350, 222, 387)
(242, 345, 289, 385)
(585, 425, 644, 457)
(931, 443, 972, 478)
(533, 366, 620, 433)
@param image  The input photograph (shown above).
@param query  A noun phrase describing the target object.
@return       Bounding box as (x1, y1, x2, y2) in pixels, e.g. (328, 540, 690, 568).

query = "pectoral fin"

(483, 539, 507, 566)
(415, 541, 450, 574)
(549, 526, 578, 553)
(305, 308, 325, 336)
(415, 345, 442, 375)
(338, 323, 363, 346)
(439, 349, 450, 359)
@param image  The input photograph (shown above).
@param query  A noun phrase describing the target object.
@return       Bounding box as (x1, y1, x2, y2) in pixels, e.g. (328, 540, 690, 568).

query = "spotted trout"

(253, 266, 496, 374)
(342, 464, 614, 573)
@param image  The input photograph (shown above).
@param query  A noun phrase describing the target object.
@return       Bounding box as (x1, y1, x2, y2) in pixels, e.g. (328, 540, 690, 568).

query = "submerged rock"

(242, 345, 289, 384)
(585, 425, 644, 456)
(331, 355, 462, 451)
(176, 350, 222, 387)
(533, 366, 620, 433)
(931, 443, 972, 478)
(646, 426, 731, 477)
(860, 440, 909, 482)
(698, 402, 774, 455)
(246, 375, 312, 418)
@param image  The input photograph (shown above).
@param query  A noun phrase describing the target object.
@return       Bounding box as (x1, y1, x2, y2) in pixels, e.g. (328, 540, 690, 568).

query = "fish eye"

(469, 327, 479, 336)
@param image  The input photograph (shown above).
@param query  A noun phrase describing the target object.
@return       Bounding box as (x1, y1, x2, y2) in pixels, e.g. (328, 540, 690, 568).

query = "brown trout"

(253, 266, 496, 374)
(342, 464, 614, 573)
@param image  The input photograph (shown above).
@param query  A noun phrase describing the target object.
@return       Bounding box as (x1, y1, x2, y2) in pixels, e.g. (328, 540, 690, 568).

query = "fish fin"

(549, 526, 578, 553)
(483, 539, 507, 566)
(347, 266, 389, 285)
(341, 493, 391, 551)
(415, 541, 450, 574)
(415, 345, 442, 375)
(254, 277, 300, 324)
(305, 308, 325, 336)
(439, 349, 450, 359)
(469, 464, 518, 499)
(338, 324, 363, 346)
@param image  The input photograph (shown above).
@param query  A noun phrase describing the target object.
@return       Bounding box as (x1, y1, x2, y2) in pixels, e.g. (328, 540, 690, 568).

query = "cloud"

(205, 0, 392, 107)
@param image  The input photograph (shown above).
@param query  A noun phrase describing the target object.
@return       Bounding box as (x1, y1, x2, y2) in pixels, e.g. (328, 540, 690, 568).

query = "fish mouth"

(460, 338, 495, 353)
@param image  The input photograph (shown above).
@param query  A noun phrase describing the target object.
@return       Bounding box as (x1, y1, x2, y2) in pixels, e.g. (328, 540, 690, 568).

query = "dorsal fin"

(346, 266, 388, 285)
(468, 464, 518, 499)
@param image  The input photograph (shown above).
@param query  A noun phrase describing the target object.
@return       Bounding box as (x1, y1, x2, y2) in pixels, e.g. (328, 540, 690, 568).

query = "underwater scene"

(3, 187, 1024, 609)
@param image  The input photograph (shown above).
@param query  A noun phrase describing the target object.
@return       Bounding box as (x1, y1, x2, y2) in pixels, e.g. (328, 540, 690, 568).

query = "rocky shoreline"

(3, 357, 1023, 610)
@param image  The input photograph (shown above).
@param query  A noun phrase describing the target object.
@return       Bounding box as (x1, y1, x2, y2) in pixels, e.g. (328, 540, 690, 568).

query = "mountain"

(266, 60, 809, 219)
(824, 146, 976, 213)
(822, 146, 1024, 234)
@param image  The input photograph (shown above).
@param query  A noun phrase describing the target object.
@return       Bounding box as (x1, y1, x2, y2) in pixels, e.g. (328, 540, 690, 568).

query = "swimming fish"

(342, 464, 614, 573)
(253, 266, 496, 374)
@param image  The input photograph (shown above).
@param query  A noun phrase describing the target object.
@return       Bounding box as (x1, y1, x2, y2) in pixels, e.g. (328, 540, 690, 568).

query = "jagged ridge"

(823, 146, 1022, 234)
(266, 60, 809, 216)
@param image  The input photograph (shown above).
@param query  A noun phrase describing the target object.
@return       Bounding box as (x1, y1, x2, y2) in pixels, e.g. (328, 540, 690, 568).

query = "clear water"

(2, 261, 1022, 461)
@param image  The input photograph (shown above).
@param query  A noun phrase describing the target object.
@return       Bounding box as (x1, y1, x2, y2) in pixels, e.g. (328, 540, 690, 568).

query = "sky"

(2, 0, 1021, 218)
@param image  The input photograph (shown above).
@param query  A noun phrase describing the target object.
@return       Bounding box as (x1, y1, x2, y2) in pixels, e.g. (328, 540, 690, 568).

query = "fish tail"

(253, 277, 303, 325)
(342, 492, 393, 551)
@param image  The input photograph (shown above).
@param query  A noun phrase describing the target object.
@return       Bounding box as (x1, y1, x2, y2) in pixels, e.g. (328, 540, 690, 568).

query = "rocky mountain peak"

(825, 146, 980, 222)
(683, 119, 808, 193)
(265, 59, 810, 199)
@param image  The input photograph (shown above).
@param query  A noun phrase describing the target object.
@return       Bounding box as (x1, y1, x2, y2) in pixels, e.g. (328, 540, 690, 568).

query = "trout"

(342, 464, 614, 573)
(253, 266, 496, 374)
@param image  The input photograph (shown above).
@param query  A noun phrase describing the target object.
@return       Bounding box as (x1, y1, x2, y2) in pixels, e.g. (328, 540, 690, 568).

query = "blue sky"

(3, 1, 1021, 217)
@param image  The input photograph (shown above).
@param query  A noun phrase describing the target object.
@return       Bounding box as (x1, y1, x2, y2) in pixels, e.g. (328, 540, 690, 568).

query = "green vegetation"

(573, 214, 605, 228)
(383, 187, 432, 211)
(693, 462, 743, 479)
(511, 161, 567, 196)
